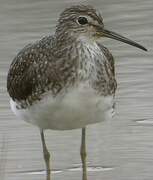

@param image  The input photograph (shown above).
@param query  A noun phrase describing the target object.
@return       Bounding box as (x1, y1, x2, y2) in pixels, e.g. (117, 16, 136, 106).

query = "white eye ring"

(77, 16, 88, 25)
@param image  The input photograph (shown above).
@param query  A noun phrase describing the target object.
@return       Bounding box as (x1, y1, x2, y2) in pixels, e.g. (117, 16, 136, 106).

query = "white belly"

(10, 84, 115, 130)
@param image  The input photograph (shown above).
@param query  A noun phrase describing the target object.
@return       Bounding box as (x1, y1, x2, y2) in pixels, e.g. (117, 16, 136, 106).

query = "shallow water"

(0, 0, 153, 180)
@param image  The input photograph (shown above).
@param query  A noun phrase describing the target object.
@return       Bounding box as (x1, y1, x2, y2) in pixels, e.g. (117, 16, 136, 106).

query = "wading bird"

(7, 5, 147, 180)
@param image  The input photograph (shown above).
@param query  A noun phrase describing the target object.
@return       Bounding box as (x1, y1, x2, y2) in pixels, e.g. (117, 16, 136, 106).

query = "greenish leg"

(80, 127, 87, 180)
(40, 130, 51, 180)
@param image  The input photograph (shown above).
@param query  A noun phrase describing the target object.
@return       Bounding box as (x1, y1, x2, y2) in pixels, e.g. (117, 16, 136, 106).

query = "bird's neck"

(54, 27, 77, 48)
(75, 37, 105, 81)
(53, 34, 106, 81)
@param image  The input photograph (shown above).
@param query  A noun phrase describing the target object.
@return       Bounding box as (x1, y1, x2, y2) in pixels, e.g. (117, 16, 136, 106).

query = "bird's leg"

(80, 127, 87, 180)
(40, 129, 51, 180)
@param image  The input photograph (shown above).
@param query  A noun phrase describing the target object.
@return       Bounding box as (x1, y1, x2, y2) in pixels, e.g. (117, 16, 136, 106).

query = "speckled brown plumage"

(7, 5, 117, 108)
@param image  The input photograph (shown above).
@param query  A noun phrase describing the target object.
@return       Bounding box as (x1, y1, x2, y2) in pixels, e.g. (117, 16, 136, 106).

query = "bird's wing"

(97, 43, 115, 76)
(7, 36, 62, 103)
(97, 43, 117, 95)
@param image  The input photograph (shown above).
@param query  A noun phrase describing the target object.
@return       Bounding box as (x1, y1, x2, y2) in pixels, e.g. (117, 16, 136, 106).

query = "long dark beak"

(100, 28, 147, 51)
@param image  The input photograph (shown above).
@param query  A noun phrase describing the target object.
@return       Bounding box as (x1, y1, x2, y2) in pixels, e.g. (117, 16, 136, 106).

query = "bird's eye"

(77, 17, 88, 25)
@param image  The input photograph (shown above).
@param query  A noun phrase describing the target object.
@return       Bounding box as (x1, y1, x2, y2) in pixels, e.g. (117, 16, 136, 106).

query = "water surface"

(0, 0, 153, 180)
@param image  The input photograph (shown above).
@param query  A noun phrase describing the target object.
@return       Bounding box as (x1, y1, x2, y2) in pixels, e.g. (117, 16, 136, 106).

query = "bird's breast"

(76, 39, 107, 81)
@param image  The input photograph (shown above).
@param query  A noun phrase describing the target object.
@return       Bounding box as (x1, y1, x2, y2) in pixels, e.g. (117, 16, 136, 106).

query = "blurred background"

(0, 0, 153, 179)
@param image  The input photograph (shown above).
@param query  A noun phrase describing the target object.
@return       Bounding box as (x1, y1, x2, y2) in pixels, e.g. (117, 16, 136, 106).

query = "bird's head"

(55, 5, 147, 51)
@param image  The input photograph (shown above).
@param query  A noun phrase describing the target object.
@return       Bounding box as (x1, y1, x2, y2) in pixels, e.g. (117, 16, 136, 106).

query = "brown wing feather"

(7, 36, 77, 104)
(97, 43, 117, 95)
(7, 36, 58, 102)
